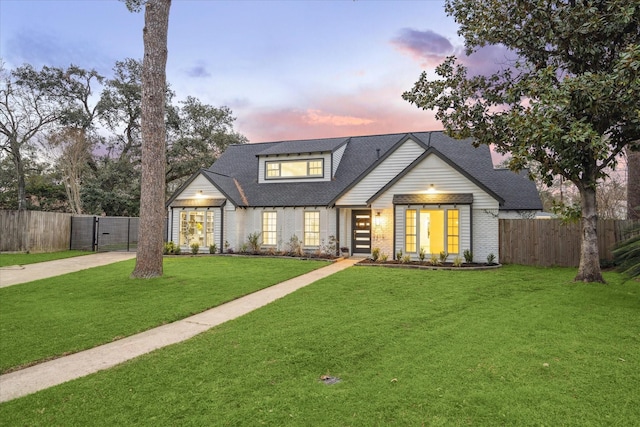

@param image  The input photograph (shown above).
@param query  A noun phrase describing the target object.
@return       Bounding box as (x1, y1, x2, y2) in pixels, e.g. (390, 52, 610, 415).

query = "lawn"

(0, 250, 91, 267)
(1, 264, 638, 425)
(0, 256, 327, 373)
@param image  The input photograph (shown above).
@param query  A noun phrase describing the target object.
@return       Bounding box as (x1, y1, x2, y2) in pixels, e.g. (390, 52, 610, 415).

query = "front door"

(351, 210, 372, 254)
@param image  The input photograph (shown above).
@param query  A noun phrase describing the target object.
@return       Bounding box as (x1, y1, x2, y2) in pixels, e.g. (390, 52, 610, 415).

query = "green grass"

(1, 265, 639, 426)
(0, 250, 91, 267)
(0, 257, 326, 373)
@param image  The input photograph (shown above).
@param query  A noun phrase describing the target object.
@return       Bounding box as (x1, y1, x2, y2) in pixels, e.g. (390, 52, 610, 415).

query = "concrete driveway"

(0, 252, 137, 288)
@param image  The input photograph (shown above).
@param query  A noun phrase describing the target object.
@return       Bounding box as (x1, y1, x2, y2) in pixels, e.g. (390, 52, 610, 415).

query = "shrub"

(247, 232, 262, 254)
(430, 253, 440, 265)
(439, 251, 448, 263)
(418, 247, 426, 263)
(287, 235, 304, 257)
(371, 247, 380, 262)
(401, 254, 411, 264)
(163, 241, 179, 255)
(396, 249, 403, 261)
(487, 253, 496, 264)
(239, 243, 249, 254)
(190, 243, 200, 254)
(379, 253, 388, 262)
(453, 256, 463, 267)
(174, 246, 181, 255)
(463, 249, 473, 263)
(613, 223, 640, 278)
(209, 244, 217, 254)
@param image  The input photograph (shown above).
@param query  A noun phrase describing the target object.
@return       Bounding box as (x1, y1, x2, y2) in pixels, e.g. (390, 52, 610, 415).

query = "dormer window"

(265, 159, 324, 179)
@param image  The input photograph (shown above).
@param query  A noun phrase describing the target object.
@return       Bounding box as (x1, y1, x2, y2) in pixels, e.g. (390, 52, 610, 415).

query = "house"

(166, 131, 542, 262)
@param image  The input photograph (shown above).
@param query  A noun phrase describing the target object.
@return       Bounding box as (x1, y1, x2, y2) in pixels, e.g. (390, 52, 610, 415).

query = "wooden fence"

(0, 210, 72, 253)
(499, 219, 639, 267)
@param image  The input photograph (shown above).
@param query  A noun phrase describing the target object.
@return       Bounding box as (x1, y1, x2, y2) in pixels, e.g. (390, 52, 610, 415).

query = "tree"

(166, 96, 247, 191)
(403, 0, 640, 282)
(0, 64, 64, 210)
(127, 0, 172, 279)
(627, 147, 640, 220)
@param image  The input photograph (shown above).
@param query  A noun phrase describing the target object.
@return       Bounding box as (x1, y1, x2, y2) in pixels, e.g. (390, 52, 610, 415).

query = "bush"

(487, 253, 496, 264)
(439, 251, 448, 263)
(287, 235, 304, 257)
(401, 254, 411, 264)
(430, 253, 440, 265)
(163, 241, 178, 255)
(613, 223, 640, 278)
(371, 247, 380, 262)
(418, 247, 426, 262)
(453, 256, 463, 267)
(247, 232, 261, 254)
(209, 244, 217, 254)
(379, 253, 388, 262)
(190, 243, 200, 255)
(396, 249, 403, 261)
(463, 249, 473, 263)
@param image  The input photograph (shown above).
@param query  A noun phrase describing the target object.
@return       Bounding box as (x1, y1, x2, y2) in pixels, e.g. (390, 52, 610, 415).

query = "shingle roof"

(198, 131, 541, 210)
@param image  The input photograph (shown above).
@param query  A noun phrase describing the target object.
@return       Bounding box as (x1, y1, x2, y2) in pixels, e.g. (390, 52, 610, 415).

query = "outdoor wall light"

(374, 211, 381, 226)
(426, 184, 436, 193)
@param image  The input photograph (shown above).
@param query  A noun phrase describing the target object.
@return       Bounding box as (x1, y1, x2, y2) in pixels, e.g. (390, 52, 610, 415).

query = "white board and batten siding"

(332, 144, 347, 177)
(168, 173, 228, 249)
(335, 138, 425, 206)
(174, 174, 227, 200)
(230, 207, 337, 252)
(374, 153, 500, 262)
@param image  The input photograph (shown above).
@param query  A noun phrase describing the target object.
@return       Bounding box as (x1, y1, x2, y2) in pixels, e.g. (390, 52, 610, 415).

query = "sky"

(0, 0, 509, 145)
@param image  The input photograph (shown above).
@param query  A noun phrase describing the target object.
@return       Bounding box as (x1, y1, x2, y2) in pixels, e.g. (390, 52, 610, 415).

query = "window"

(405, 209, 416, 253)
(447, 210, 459, 254)
(262, 211, 277, 246)
(265, 159, 324, 179)
(404, 208, 459, 255)
(304, 211, 320, 246)
(179, 210, 214, 247)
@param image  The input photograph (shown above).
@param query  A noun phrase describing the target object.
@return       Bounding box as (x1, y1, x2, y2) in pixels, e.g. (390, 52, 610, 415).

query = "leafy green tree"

(0, 64, 65, 210)
(166, 96, 247, 191)
(403, 0, 640, 282)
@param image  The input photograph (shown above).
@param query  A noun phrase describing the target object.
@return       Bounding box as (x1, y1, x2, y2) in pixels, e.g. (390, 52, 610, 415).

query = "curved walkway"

(0, 256, 359, 403)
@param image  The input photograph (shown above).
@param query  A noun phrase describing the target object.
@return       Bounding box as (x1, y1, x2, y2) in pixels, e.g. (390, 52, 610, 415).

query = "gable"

(370, 153, 500, 210)
(334, 138, 425, 206)
(169, 172, 228, 203)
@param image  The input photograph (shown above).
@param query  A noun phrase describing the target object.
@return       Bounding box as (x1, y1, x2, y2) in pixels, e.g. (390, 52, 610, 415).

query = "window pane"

(281, 161, 308, 177)
(405, 209, 416, 253)
(263, 211, 277, 246)
(266, 163, 280, 177)
(304, 211, 320, 246)
(308, 160, 323, 176)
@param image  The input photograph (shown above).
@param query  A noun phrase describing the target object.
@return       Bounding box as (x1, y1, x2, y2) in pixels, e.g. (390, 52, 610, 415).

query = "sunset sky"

(0, 0, 512, 144)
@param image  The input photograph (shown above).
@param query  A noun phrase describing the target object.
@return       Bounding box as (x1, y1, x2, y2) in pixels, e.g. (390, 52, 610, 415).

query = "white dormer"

(256, 137, 349, 184)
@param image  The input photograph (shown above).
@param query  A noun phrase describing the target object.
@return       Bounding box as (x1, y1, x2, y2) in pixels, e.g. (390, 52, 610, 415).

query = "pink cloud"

(391, 28, 455, 68)
(392, 28, 518, 76)
(236, 99, 440, 144)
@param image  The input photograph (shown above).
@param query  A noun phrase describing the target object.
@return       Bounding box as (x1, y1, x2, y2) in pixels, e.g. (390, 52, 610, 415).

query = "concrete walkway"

(0, 252, 137, 288)
(0, 257, 359, 403)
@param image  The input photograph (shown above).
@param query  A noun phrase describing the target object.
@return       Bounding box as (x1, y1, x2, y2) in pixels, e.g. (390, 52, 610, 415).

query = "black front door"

(351, 210, 372, 254)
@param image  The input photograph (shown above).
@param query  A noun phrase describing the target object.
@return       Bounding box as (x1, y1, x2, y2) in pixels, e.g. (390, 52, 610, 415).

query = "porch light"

(426, 184, 436, 193)
(374, 211, 381, 226)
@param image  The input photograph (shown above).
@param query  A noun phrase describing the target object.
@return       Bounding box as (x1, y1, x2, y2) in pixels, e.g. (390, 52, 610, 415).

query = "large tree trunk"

(627, 147, 640, 220)
(131, 0, 171, 278)
(575, 185, 604, 283)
